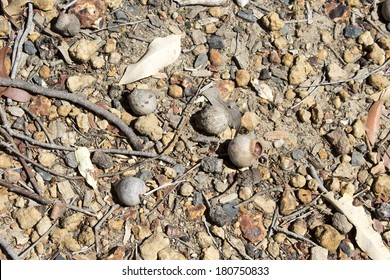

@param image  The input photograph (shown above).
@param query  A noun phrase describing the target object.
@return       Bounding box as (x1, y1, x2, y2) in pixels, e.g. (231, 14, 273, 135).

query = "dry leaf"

(74, 147, 97, 189)
(366, 100, 383, 146)
(323, 192, 390, 260)
(119, 35, 181, 85)
(251, 78, 274, 101)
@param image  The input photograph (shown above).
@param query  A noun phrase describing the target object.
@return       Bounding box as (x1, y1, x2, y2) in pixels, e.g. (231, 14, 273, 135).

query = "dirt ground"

(0, 0, 389, 260)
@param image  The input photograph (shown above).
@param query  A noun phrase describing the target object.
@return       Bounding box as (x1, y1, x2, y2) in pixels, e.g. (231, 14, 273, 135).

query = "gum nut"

(228, 134, 262, 168)
(114, 177, 146, 206)
(54, 13, 81, 37)
(196, 105, 229, 135)
(127, 89, 157, 116)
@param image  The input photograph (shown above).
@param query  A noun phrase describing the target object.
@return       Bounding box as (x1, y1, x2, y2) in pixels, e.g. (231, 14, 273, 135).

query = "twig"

(291, 77, 324, 110)
(249, 0, 271, 12)
(91, 20, 149, 34)
(11, 3, 34, 79)
(21, 105, 54, 144)
(62, 0, 77, 11)
(234, 187, 283, 209)
(326, 44, 347, 66)
(366, 18, 388, 38)
(0, 77, 143, 151)
(273, 226, 318, 247)
(0, 238, 20, 260)
(94, 204, 120, 254)
(202, 216, 220, 250)
(19, 221, 58, 259)
(281, 192, 325, 221)
(267, 205, 279, 239)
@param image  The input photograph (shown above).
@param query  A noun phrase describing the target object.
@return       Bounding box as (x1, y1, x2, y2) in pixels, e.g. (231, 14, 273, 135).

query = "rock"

(35, 216, 52, 235)
(261, 12, 285, 31)
(115, 177, 146, 206)
(326, 128, 351, 156)
(209, 205, 234, 226)
(54, 13, 80, 37)
(332, 213, 353, 234)
(297, 109, 311, 123)
(237, 9, 256, 22)
(376, 203, 390, 220)
(351, 151, 365, 166)
(134, 113, 163, 141)
(372, 175, 390, 199)
(352, 119, 365, 138)
(38, 152, 56, 167)
(290, 175, 306, 188)
(310, 246, 328, 260)
(344, 25, 362, 39)
(15, 207, 42, 229)
(235, 69, 251, 87)
(367, 43, 386, 65)
(66, 75, 95, 92)
(382, 0, 390, 21)
(65, 152, 78, 168)
(297, 189, 312, 204)
(180, 182, 193, 196)
(208, 35, 224, 49)
(0, 16, 9, 36)
(291, 218, 307, 235)
(128, 89, 157, 116)
(314, 224, 343, 251)
(343, 46, 362, 63)
(279, 189, 298, 215)
(197, 231, 214, 248)
(239, 186, 253, 200)
(357, 31, 374, 47)
(201, 157, 223, 173)
(69, 38, 99, 63)
(186, 203, 206, 221)
(139, 233, 170, 260)
(289, 62, 307, 85)
(327, 62, 348, 81)
(75, 113, 90, 133)
(78, 227, 95, 246)
(253, 194, 276, 214)
(273, 36, 288, 50)
(158, 248, 186, 260)
(62, 213, 84, 231)
(282, 53, 294, 67)
(202, 246, 220, 260)
(195, 105, 229, 136)
(64, 236, 81, 252)
(333, 162, 357, 180)
(292, 149, 305, 160)
(109, 52, 122, 64)
(23, 41, 37, 55)
(132, 225, 152, 241)
(209, 49, 223, 66)
(368, 73, 389, 90)
(91, 55, 105, 69)
(267, 241, 280, 258)
(194, 53, 208, 68)
(168, 85, 183, 98)
(92, 151, 113, 169)
(241, 112, 260, 131)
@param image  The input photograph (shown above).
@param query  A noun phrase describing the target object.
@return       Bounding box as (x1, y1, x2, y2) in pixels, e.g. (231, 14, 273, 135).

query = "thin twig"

(326, 44, 347, 66)
(281, 192, 325, 221)
(91, 20, 149, 34)
(0, 78, 143, 151)
(366, 18, 388, 37)
(21, 105, 54, 143)
(0, 238, 20, 260)
(94, 204, 120, 254)
(273, 226, 318, 247)
(19, 221, 58, 259)
(267, 205, 279, 239)
(234, 187, 283, 209)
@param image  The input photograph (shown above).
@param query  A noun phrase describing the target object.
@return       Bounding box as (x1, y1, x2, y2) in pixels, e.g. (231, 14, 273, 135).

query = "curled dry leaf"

(119, 35, 181, 85)
(0, 47, 31, 102)
(366, 100, 383, 146)
(74, 147, 97, 189)
(251, 78, 274, 102)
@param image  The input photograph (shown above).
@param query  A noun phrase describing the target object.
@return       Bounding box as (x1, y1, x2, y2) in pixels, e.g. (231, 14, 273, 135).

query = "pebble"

(194, 53, 208, 68)
(290, 175, 306, 188)
(368, 73, 389, 90)
(339, 240, 355, 257)
(201, 157, 223, 173)
(235, 69, 250, 87)
(202, 246, 220, 260)
(109, 52, 122, 64)
(209, 49, 223, 66)
(35, 216, 52, 236)
(382, 0, 390, 21)
(291, 218, 307, 236)
(62, 213, 84, 231)
(344, 25, 362, 39)
(327, 62, 348, 81)
(134, 113, 163, 141)
(236, 9, 256, 22)
(372, 175, 390, 199)
(39, 65, 50, 79)
(23, 41, 37, 56)
(115, 177, 146, 206)
(310, 246, 328, 260)
(92, 151, 113, 169)
(241, 111, 260, 131)
(297, 109, 311, 123)
(367, 43, 386, 65)
(197, 231, 214, 248)
(180, 182, 194, 196)
(66, 75, 95, 93)
(15, 207, 42, 229)
(0, 16, 8, 36)
(289, 62, 307, 85)
(352, 119, 365, 138)
(333, 162, 356, 180)
(128, 89, 157, 116)
(12, 117, 25, 131)
(168, 85, 183, 98)
(291, 149, 305, 160)
(38, 152, 56, 167)
(209, 205, 234, 226)
(357, 31, 374, 47)
(238, 186, 253, 200)
(54, 13, 80, 37)
(91, 55, 105, 69)
(376, 203, 390, 220)
(279, 189, 298, 215)
(314, 224, 343, 251)
(351, 151, 365, 166)
(261, 12, 285, 31)
(195, 105, 229, 135)
(7, 106, 24, 117)
(259, 68, 271, 80)
(35, 167, 53, 182)
(114, 10, 128, 21)
(132, 225, 152, 241)
(332, 213, 353, 234)
(186, 203, 206, 221)
(253, 194, 276, 214)
(297, 189, 312, 204)
(69, 38, 99, 63)
(65, 152, 78, 168)
(273, 36, 288, 50)
(78, 227, 95, 246)
(76, 113, 90, 133)
(207, 35, 224, 49)
(344, 46, 362, 63)
(158, 248, 186, 260)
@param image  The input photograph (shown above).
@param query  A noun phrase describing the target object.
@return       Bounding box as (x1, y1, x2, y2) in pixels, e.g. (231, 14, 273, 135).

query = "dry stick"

(0, 140, 83, 180)
(267, 205, 279, 239)
(18, 221, 58, 259)
(0, 238, 20, 260)
(21, 105, 54, 144)
(94, 204, 120, 254)
(92, 20, 149, 34)
(0, 78, 143, 151)
(273, 226, 319, 247)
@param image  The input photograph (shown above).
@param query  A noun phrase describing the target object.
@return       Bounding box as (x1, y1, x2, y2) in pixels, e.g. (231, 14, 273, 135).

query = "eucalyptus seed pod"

(196, 105, 229, 135)
(114, 177, 146, 206)
(128, 89, 157, 116)
(228, 134, 263, 168)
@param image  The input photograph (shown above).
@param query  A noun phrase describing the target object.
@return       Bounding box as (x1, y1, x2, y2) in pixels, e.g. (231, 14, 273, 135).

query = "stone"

(289, 62, 307, 85)
(376, 203, 390, 220)
(132, 225, 152, 241)
(69, 38, 99, 63)
(168, 85, 183, 98)
(327, 62, 348, 81)
(372, 175, 390, 199)
(23, 41, 37, 55)
(207, 35, 224, 49)
(0, 154, 13, 169)
(239, 186, 253, 200)
(382, 0, 390, 21)
(62, 213, 84, 231)
(66, 75, 95, 93)
(297, 109, 311, 123)
(115, 177, 146, 206)
(235, 69, 251, 87)
(209, 49, 223, 66)
(91, 55, 105, 69)
(139, 233, 170, 260)
(197, 231, 214, 248)
(261, 12, 285, 31)
(78, 227, 95, 246)
(201, 157, 223, 173)
(368, 73, 389, 90)
(65, 152, 78, 168)
(209, 205, 234, 226)
(292, 149, 305, 160)
(314, 224, 343, 251)
(54, 13, 80, 37)
(237, 9, 256, 22)
(241, 112, 260, 131)
(357, 31, 374, 48)
(128, 89, 157, 116)
(194, 53, 208, 68)
(253, 194, 276, 214)
(35, 216, 52, 236)
(343, 46, 362, 63)
(180, 182, 193, 196)
(64, 236, 81, 252)
(290, 175, 306, 188)
(351, 151, 365, 166)
(38, 152, 56, 167)
(273, 36, 288, 50)
(158, 248, 186, 260)
(202, 246, 219, 260)
(134, 113, 163, 141)
(76, 113, 90, 133)
(352, 119, 365, 138)
(297, 189, 312, 204)
(344, 25, 362, 39)
(282, 53, 294, 67)
(92, 151, 113, 169)
(109, 52, 122, 64)
(310, 246, 328, 260)
(0, 16, 9, 36)
(333, 162, 357, 180)
(279, 189, 298, 215)
(332, 213, 353, 234)
(15, 207, 42, 229)
(291, 218, 307, 236)
(186, 203, 206, 221)
(367, 43, 386, 65)
(191, 30, 207, 45)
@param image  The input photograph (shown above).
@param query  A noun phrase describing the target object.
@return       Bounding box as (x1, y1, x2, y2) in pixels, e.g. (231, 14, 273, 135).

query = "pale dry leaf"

(251, 78, 274, 101)
(119, 34, 181, 85)
(366, 100, 383, 146)
(323, 192, 390, 260)
(74, 147, 97, 189)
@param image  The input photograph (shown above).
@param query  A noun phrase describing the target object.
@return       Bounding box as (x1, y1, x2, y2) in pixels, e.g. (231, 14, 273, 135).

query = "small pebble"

(128, 89, 157, 116)
(376, 203, 390, 220)
(65, 152, 78, 168)
(261, 12, 285, 31)
(382, 0, 390, 22)
(194, 53, 208, 68)
(259, 68, 271, 80)
(339, 240, 355, 257)
(209, 49, 223, 67)
(291, 149, 305, 160)
(168, 85, 183, 98)
(207, 35, 224, 49)
(35, 167, 53, 182)
(180, 182, 194, 196)
(201, 157, 223, 173)
(54, 13, 80, 37)
(235, 69, 250, 87)
(92, 151, 113, 169)
(332, 213, 353, 234)
(344, 25, 363, 39)
(236, 9, 256, 22)
(23, 41, 37, 55)
(351, 151, 365, 166)
(114, 10, 128, 20)
(115, 177, 146, 206)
